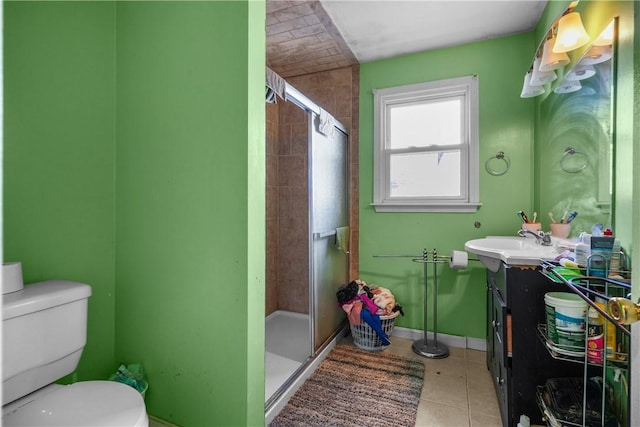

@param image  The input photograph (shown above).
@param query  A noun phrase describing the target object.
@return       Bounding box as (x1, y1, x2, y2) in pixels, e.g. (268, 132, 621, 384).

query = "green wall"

(3, 1, 117, 382)
(359, 33, 536, 338)
(114, 2, 265, 425)
(4, 2, 265, 426)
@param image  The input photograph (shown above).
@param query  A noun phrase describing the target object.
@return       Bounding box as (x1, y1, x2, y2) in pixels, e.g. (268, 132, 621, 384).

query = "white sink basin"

(464, 236, 563, 271)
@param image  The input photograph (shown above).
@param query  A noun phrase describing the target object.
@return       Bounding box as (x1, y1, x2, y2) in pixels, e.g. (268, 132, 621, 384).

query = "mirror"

(537, 20, 615, 237)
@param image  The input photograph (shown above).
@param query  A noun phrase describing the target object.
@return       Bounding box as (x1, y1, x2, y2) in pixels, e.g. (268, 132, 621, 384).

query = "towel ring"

(485, 151, 511, 176)
(561, 147, 589, 173)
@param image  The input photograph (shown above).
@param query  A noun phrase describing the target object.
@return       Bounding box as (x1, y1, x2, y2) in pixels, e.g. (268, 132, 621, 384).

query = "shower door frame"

(308, 115, 349, 355)
(285, 85, 350, 358)
(265, 82, 350, 417)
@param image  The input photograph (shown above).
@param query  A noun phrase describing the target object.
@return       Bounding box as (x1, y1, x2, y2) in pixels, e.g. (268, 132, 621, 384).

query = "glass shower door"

(310, 120, 349, 352)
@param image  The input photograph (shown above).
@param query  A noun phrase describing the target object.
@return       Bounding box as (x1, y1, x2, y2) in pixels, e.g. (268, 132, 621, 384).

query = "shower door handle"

(312, 229, 337, 240)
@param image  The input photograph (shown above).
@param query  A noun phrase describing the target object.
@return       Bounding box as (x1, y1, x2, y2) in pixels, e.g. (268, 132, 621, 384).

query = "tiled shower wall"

(265, 64, 360, 317)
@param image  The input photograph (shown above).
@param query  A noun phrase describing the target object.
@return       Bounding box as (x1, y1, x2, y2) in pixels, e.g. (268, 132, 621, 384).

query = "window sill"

(372, 202, 482, 213)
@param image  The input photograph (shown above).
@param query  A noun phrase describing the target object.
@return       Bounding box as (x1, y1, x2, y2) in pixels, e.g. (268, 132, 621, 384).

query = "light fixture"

(540, 34, 570, 71)
(553, 11, 590, 53)
(530, 56, 557, 86)
(579, 44, 612, 65)
(565, 64, 596, 80)
(554, 79, 582, 94)
(520, 71, 545, 98)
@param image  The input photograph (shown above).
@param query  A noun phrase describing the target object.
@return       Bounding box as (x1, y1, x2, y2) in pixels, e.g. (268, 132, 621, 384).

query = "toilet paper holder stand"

(411, 248, 450, 359)
(374, 248, 475, 359)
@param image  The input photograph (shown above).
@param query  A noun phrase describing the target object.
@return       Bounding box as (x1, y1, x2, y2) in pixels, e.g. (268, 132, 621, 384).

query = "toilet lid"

(3, 381, 148, 427)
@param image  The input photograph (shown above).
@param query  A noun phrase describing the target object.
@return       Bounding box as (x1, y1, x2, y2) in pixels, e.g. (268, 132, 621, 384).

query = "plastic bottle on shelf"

(609, 239, 622, 277)
(587, 307, 604, 364)
(517, 414, 530, 427)
(579, 232, 592, 245)
(591, 224, 604, 236)
(575, 242, 590, 267)
(595, 300, 616, 360)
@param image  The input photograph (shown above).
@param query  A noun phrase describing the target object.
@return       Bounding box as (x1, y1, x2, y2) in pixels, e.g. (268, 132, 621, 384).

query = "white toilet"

(2, 276, 148, 427)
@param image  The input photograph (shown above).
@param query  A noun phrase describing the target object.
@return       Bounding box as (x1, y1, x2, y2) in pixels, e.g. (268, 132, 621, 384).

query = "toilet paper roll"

(2, 262, 24, 294)
(449, 250, 469, 269)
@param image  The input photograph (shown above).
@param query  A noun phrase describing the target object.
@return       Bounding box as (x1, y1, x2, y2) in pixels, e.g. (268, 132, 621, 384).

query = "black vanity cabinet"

(486, 262, 583, 427)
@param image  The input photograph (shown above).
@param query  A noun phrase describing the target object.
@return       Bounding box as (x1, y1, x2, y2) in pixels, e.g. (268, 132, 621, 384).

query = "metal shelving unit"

(537, 263, 631, 427)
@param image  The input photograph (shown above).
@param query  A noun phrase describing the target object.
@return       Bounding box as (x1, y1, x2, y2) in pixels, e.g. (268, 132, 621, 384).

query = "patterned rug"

(270, 344, 425, 427)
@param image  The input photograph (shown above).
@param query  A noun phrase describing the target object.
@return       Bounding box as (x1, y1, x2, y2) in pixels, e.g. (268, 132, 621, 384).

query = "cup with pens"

(548, 210, 577, 239)
(518, 210, 541, 232)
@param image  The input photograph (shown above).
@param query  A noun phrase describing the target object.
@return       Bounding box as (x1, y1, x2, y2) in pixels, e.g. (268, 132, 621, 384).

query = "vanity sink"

(465, 236, 563, 271)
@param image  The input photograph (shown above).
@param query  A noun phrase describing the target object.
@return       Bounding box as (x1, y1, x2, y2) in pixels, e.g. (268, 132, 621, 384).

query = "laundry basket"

(350, 311, 400, 351)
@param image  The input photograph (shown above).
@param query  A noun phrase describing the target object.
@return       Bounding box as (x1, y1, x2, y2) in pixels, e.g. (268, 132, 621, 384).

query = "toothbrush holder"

(522, 222, 541, 233)
(550, 223, 571, 239)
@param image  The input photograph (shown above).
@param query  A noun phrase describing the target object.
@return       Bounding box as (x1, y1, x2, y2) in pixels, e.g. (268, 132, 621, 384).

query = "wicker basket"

(350, 311, 400, 351)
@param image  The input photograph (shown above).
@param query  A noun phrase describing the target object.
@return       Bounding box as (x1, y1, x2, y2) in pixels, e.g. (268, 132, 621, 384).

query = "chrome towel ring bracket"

(485, 151, 511, 176)
(561, 147, 589, 173)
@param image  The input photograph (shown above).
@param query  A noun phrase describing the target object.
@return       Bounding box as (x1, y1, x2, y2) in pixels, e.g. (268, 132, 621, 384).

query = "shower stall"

(265, 83, 349, 415)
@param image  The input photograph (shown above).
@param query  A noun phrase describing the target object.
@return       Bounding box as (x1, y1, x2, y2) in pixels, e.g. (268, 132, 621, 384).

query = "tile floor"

(150, 334, 503, 427)
(340, 335, 503, 427)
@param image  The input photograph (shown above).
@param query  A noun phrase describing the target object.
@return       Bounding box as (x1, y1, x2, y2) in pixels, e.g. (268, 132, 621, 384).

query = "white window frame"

(373, 75, 481, 212)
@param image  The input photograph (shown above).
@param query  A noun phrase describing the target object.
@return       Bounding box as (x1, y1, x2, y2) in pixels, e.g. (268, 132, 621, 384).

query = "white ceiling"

(319, 0, 548, 62)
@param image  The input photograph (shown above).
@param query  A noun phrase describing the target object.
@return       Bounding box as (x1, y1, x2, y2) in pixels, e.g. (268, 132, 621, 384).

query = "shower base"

(265, 310, 310, 402)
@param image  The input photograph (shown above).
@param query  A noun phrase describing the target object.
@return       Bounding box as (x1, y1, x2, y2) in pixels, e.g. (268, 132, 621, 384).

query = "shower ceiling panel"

(266, 0, 357, 78)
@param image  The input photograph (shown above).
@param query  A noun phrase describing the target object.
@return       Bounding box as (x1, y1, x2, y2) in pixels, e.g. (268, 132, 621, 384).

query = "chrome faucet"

(518, 229, 552, 246)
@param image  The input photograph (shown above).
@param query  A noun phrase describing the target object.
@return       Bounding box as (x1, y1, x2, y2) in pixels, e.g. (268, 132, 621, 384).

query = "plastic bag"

(109, 363, 148, 399)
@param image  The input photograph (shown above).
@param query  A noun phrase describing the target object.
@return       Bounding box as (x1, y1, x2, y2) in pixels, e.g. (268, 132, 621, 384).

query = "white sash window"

(373, 76, 481, 212)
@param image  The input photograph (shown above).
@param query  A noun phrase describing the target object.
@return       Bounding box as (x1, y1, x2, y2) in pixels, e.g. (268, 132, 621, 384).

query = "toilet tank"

(2, 280, 92, 405)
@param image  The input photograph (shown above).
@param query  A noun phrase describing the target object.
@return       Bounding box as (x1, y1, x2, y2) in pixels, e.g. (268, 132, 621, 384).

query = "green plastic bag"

(109, 363, 148, 399)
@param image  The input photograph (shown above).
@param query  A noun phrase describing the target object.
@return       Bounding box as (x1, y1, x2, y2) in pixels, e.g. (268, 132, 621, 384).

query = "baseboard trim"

(392, 326, 487, 352)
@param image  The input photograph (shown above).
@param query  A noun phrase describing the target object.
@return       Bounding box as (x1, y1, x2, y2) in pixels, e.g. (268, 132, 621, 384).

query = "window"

(373, 75, 480, 212)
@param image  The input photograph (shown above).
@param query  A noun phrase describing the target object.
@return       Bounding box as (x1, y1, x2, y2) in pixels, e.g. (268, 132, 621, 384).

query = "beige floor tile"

(388, 338, 466, 363)
(467, 380, 501, 418)
(423, 356, 467, 379)
(447, 345, 467, 360)
(466, 348, 486, 365)
(415, 400, 470, 427)
(469, 411, 503, 427)
(465, 360, 493, 386)
(421, 371, 468, 410)
(385, 337, 428, 361)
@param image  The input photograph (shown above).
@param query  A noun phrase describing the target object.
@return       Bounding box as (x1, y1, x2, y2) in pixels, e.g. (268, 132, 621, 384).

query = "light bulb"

(553, 12, 590, 53)
(554, 80, 582, 94)
(520, 71, 545, 98)
(566, 64, 596, 81)
(530, 57, 557, 86)
(540, 35, 570, 71)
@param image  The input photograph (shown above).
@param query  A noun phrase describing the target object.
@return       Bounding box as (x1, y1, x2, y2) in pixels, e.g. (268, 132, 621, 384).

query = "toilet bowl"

(2, 381, 148, 427)
(2, 277, 148, 427)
